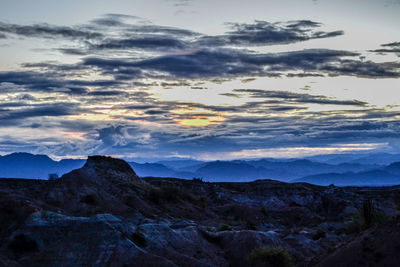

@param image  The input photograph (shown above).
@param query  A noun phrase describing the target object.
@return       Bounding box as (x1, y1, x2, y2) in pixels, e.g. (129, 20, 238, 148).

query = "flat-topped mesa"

(80, 155, 141, 184)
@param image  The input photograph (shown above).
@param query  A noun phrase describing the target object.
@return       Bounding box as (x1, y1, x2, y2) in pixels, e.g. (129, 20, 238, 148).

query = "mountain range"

(1, 152, 400, 186)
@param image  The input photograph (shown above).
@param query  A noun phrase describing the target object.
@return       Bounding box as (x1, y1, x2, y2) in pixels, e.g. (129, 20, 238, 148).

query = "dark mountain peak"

(3, 152, 53, 162)
(387, 161, 400, 169)
(386, 161, 400, 174)
(77, 155, 141, 184)
(84, 155, 138, 176)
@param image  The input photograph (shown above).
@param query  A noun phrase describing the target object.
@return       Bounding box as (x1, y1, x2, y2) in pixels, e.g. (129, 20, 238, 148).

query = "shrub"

(363, 198, 373, 227)
(80, 194, 98, 205)
(130, 231, 146, 248)
(345, 199, 389, 234)
(245, 220, 258, 230)
(260, 206, 268, 216)
(312, 229, 326, 240)
(48, 173, 59, 180)
(8, 234, 38, 254)
(249, 246, 293, 267)
(192, 177, 203, 182)
(198, 228, 222, 245)
(217, 224, 232, 231)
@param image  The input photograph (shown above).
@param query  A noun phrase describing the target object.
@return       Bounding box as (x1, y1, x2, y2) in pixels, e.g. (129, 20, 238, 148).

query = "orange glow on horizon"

(178, 116, 225, 127)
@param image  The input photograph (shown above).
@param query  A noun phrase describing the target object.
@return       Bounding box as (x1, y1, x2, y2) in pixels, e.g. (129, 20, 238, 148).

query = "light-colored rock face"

(12, 211, 139, 266)
(14, 211, 325, 267)
(13, 212, 228, 267)
(14, 211, 179, 267)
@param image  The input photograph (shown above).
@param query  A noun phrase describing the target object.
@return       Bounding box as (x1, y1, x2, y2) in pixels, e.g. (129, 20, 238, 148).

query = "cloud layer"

(0, 14, 399, 159)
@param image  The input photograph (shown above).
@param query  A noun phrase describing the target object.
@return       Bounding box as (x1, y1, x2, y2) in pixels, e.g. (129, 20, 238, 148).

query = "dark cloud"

(196, 20, 344, 46)
(92, 36, 188, 51)
(83, 48, 399, 79)
(160, 81, 191, 88)
(87, 90, 127, 96)
(0, 22, 102, 40)
(371, 42, 400, 55)
(87, 19, 342, 52)
(57, 48, 88, 55)
(123, 24, 199, 37)
(321, 59, 400, 77)
(96, 125, 128, 147)
(232, 89, 368, 106)
(0, 16, 342, 56)
(382, 42, 400, 47)
(3, 16, 396, 79)
(145, 109, 168, 115)
(0, 102, 83, 121)
(0, 71, 122, 94)
(90, 14, 129, 27)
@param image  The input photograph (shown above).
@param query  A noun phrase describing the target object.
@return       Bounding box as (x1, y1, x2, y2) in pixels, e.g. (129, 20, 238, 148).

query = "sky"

(0, 0, 399, 160)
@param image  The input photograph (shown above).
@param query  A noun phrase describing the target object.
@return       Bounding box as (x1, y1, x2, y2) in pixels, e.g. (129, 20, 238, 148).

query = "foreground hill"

(1, 156, 400, 266)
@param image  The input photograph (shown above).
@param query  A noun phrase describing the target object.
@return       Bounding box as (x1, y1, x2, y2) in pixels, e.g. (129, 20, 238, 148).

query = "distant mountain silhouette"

(245, 159, 378, 180)
(306, 153, 400, 165)
(294, 161, 400, 186)
(128, 162, 177, 177)
(155, 159, 205, 170)
(1, 152, 398, 186)
(385, 161, 400, 174)
(194, 161, 269, 181)
(0, 153, 85, 179)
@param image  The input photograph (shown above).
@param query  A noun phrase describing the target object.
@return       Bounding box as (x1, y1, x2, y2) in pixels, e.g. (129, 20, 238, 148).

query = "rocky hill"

(1, 156, 400, 266)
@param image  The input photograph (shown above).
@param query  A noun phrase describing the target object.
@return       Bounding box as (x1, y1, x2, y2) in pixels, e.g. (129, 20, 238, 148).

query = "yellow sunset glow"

(179, 118, 212, 126)
(178, 116, 225, 127)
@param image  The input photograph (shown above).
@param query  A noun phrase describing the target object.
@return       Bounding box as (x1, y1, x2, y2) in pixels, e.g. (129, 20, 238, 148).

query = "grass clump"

(217, 223, 232, 231)
(249, 246, 293, 267)
(345, 198, 389, 234)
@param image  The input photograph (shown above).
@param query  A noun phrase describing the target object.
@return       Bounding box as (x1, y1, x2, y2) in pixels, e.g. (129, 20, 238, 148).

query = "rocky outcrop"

(7, 211, 175, 267)
(62, 155, 144, 186)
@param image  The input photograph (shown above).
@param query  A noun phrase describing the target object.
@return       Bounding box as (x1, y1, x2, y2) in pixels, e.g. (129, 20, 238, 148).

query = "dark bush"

(80, 194, 98, 205)
(130, 231, 146, 248)
(198, 228, 222, 245)
(363, 198, 373, 227)
(48, 173, 59, 180)
(260, 206, 268, 216)
(345, 199, 389, 234)
(249, 246, 293, 267)
(312, 229, 326, 240)
(8, 234, 38, 254)
(217, 224, 232, 231)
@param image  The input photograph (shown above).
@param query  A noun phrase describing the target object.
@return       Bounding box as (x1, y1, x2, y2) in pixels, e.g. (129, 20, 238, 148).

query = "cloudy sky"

(0, 0, 399, 160)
